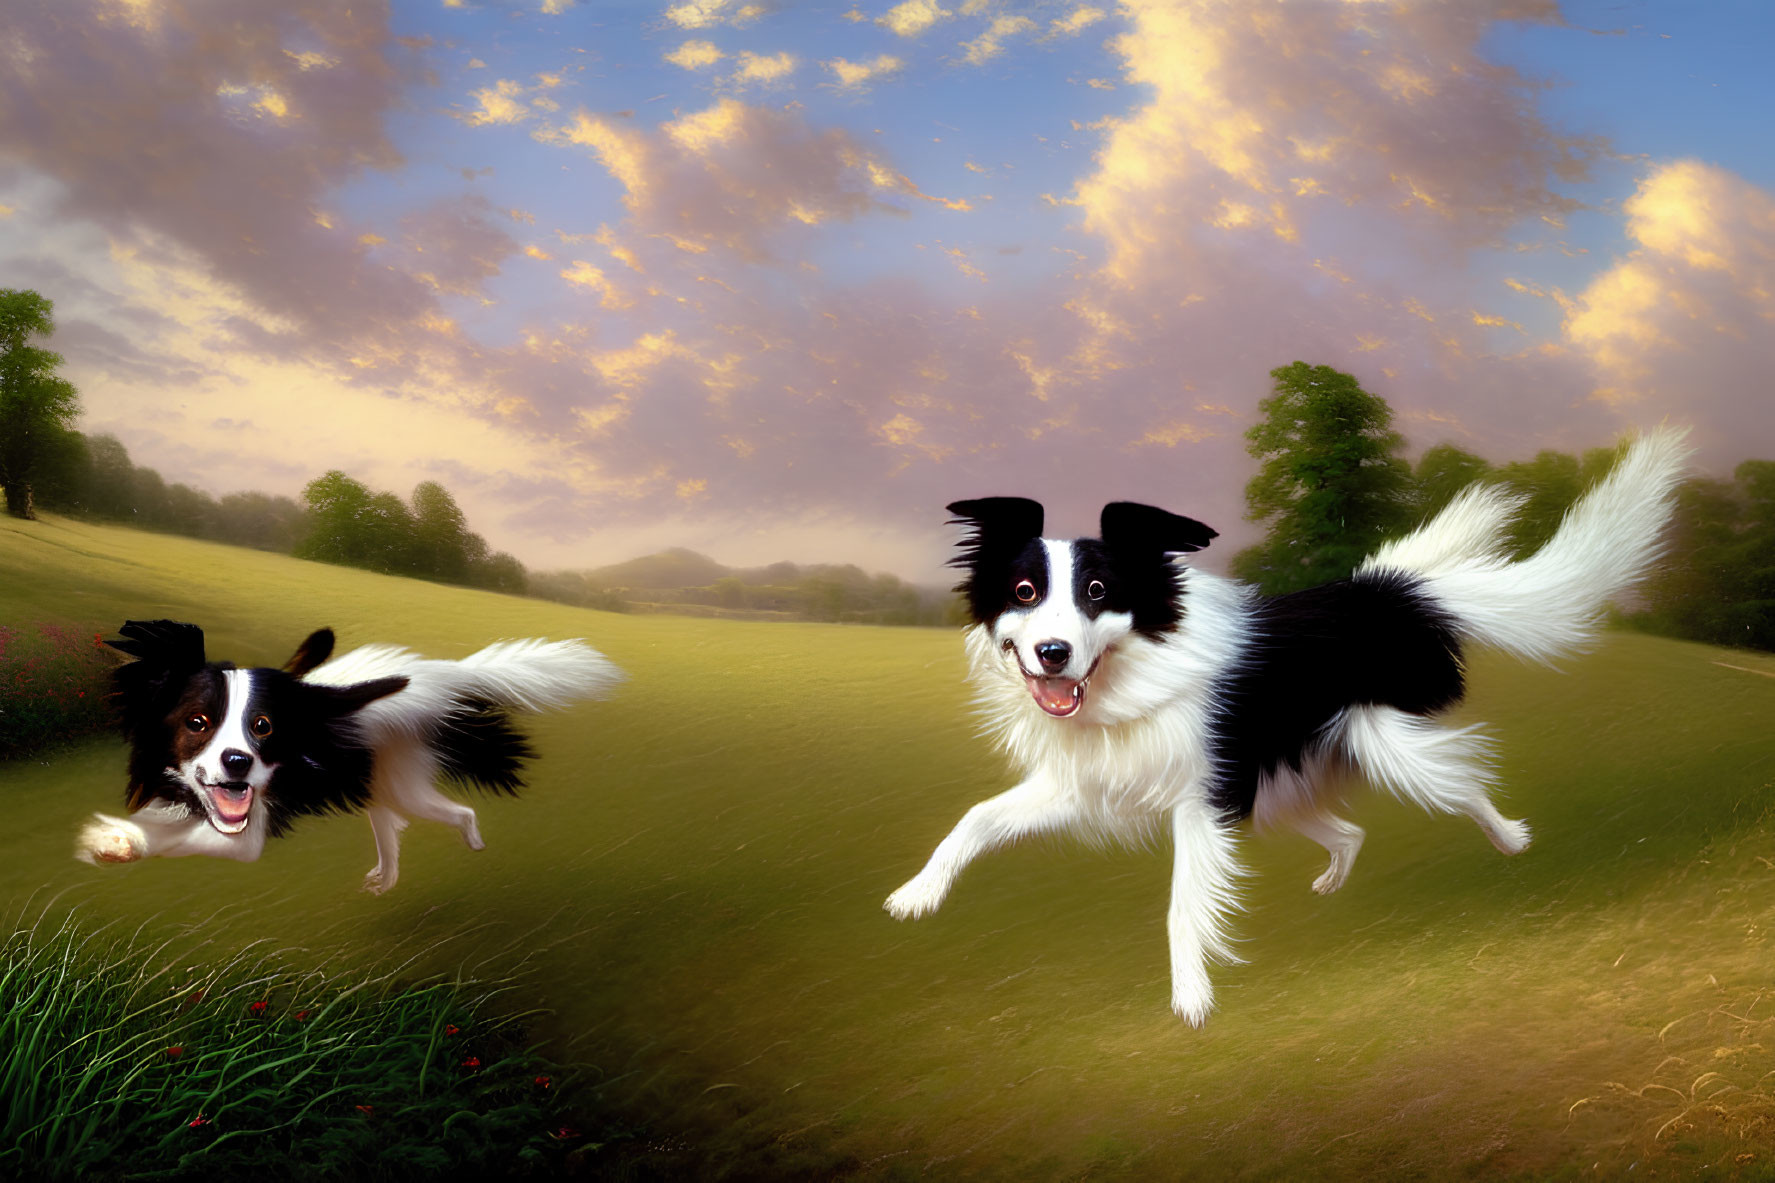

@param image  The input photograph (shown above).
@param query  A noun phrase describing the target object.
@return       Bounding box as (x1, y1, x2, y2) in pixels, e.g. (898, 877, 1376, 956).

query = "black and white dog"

(886, 429, 1687, 1025)
(78, 620, 621, 893)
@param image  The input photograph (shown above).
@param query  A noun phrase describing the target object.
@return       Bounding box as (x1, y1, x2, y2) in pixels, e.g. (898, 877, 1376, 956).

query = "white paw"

(884, 875, 946, 921)
(1311, 861, 1349, 895)
(462, 821, 485, 851)
(362, 866, 394, 896)
(1170, 978, 1215, 1028)
(1489, 818, 1532, 856)
(77, 814, 144, 865)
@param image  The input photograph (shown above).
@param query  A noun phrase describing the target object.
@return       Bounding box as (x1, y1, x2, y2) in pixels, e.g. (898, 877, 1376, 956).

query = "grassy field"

(3, 511, 1775, 1179)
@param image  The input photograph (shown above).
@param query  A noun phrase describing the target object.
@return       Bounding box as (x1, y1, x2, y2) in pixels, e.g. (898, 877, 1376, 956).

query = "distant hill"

(532, 549, 960, 626)
(580, 547, 732, 590)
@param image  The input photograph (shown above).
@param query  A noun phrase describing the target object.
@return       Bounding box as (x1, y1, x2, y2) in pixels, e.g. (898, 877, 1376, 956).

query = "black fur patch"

(283, 628, 335, 677)
(1207, 571, 1465, 821)
(434, 699, 535, 796)
(1092, 502, 1219, 639)
(947, 497, 1046, 625)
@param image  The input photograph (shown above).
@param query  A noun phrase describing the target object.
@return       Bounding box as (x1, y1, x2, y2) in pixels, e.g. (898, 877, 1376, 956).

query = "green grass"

(0, 900, 586, 1180)
(3, 511, 1775, 1178)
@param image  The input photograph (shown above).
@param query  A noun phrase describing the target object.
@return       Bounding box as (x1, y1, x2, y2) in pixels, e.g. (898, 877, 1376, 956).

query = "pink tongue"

(1028, 676, 1082, 717)
(214, 787, 253, 827)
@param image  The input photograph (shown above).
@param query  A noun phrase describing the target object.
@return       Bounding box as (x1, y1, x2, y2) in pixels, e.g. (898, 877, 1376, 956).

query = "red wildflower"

(444, 1023, 460, 1036)
(549, 1127, 579, 1141)
(295, 1009, 311, 1021)
(248, 1000, 268, 1015)
(187, 1114, 209, 1128)
(93, 632, 104, 648)
(187, 990, 204, 1006)
(165, 1046, 184, 1059)
(461, 1056, 481, 1070)
(355, 1104, 375, 1115)
(534, 1075, 552, 1090)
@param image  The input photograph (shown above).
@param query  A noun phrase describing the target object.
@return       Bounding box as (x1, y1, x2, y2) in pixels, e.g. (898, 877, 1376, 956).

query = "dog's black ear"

(108, 619, 207, 717)
(284, 628, 335, 677)
(945, 497, 1044, 569)
(1100, 502, 1217, 555)
(310, 676, 409, 717)
(106, 619, 207, 669)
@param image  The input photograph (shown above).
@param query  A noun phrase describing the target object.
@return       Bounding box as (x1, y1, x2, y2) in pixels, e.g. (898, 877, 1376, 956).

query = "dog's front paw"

(76, 814, 145, 865)
(361, 866, 395, 896)
(884, 874, 946, 921)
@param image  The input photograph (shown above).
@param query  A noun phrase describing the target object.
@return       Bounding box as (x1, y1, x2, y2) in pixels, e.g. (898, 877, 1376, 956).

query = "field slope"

(3, 512, 1775, 1178)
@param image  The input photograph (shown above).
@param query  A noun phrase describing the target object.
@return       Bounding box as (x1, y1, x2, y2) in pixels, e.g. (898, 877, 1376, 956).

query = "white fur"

(77, 637, 621, 890)
(888, 429, 1688, 1025)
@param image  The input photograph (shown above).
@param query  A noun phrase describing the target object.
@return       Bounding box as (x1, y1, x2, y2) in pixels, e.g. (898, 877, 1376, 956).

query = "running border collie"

(78, 621, 621, 893)
(886, 429, 1687, 1025)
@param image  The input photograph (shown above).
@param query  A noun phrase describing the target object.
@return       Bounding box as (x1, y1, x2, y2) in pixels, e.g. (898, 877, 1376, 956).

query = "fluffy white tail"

(1360, 427, 1690, 665)
(309, 638, 623, 739)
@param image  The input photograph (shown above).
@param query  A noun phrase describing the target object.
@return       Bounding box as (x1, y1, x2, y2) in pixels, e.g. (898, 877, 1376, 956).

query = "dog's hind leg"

(362, 805, 407, 895)
(1339, 705, 1531, 856)
(1292, 809, 1366, 895)
(1253, 759, 1364, 894)
(885, 773, 1078, 921)
(396, 781, 485, 851)
(1167, 795, 1246, 1027)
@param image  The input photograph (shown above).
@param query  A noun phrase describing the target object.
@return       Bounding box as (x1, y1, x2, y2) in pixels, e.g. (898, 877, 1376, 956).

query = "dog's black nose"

(220, 748, 253, 779)
(1035, 640, 1071, 672)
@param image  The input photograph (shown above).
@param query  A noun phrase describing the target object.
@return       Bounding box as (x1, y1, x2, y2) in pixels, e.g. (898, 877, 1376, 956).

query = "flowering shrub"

(0, 622, 116, 759)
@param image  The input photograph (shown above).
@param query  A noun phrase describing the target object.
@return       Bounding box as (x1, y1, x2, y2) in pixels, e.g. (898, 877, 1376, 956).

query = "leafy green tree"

(84, 433, 137, 519)
(1413, 444, 1494, 522)
(1232, 362, 1413, 593)
(1631, 461, 1775, 652)
(216, 490, 310, 552)
(31, 427, 93, 513)
(1494, 445, 1622, 557)
(411, 480, 472, 581)
(472, 551, 527, 594)
(297, 470, 378, 566)
(0, 289, 81, 519)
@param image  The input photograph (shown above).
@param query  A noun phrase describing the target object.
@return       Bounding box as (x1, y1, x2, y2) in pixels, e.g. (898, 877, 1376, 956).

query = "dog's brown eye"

(250, 715, 273, 738)
(1014, 580, 1037, 603)
(1087, 580, 1107, 601)
(185, 715, 209, 733)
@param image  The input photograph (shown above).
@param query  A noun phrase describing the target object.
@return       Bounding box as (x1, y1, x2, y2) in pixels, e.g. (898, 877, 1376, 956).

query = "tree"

(1413, 444, 1494, 522)
(410, 480, 472, 581)
(0, 289, 81, 519)
(1494, 445, 1622, 557)
(1631, 460, 1775, 652)
(85, 433, 137, 518)
(297, 470, 379, 567)
(1232, 362, 1413, 593)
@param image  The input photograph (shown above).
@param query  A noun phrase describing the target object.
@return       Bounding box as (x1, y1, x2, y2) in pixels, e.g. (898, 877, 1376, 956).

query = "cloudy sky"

(2, 0, 1770, 579)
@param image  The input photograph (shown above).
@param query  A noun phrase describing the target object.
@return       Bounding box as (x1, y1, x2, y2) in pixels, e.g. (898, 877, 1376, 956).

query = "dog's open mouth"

(1018, 654, 1101, 719)
(202, 782, 254, 833)
(1026, 675, 1084, 717)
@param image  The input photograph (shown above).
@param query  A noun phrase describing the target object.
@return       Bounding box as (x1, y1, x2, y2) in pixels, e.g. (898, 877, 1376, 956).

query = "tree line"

(528, 549, 959, 625)
(0, 288, 526, 593)
(1235, 361, 1774, 652)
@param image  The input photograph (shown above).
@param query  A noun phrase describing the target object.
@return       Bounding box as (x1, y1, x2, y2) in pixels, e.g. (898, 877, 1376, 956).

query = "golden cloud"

(666, 40, 724, 70)
(877, 0, 948, 37)
(825, 54, 904, 89)
(961, 14, 1035, 65)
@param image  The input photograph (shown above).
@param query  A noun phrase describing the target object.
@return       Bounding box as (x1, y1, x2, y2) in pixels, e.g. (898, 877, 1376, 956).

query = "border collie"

(77, 621, 622, 893)
(886, 429, 1687, 1025)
